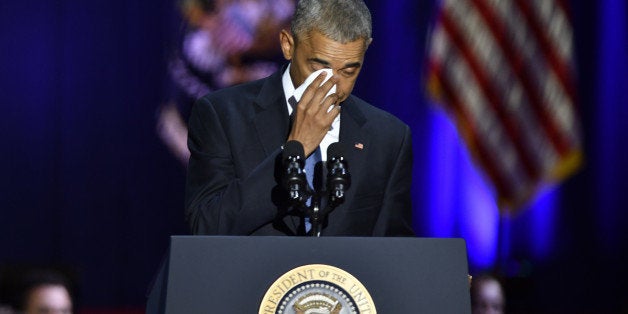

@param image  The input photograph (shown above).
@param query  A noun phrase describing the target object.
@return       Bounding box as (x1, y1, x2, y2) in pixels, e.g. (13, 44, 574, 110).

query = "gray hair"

(291, 0, 372, 44)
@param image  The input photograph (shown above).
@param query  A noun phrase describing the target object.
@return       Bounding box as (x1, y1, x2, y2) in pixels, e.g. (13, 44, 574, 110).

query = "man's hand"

(287, 72, 341, 156)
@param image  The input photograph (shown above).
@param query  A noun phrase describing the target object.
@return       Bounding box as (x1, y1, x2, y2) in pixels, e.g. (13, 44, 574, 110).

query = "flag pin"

(354, 142, 364, 150)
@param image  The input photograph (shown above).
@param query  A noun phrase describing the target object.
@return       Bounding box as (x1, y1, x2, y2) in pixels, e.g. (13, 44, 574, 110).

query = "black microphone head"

(326, 142, 343, 162)
(282, 140, 307, 204)
(326, 142, 350, 181)
(283, 140, 305, 161)
(326, 142, 350, 206)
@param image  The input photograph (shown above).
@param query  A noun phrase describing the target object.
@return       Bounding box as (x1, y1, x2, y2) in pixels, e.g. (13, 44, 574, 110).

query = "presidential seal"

(259, 264, 376, 314)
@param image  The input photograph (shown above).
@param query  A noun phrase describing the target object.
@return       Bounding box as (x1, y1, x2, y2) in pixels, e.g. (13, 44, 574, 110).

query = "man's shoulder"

(347, 95, 409, 130)
(200, 76, 269, 104)
(191, 73, 283, 119)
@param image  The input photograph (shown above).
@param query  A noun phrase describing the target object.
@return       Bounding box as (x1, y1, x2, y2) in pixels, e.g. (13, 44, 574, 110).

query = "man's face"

(281, 29, 370, 103)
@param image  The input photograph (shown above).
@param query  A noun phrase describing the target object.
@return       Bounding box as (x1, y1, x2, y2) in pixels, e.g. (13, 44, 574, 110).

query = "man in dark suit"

(185, 0, 414, 236)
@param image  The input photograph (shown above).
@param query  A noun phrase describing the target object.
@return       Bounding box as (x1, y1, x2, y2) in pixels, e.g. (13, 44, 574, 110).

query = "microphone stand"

(301, 149, 350, 237)
(284, 142, 350, 237)
(309, 197, 322, 237)
(307, 192, 343, 237)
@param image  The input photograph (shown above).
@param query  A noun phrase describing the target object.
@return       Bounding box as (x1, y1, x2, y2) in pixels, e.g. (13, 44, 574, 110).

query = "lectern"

(147, 236, 471, 313)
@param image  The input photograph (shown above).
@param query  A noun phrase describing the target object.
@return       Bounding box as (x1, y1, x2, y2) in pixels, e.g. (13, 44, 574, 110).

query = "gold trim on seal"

(259, 264, 376, 314)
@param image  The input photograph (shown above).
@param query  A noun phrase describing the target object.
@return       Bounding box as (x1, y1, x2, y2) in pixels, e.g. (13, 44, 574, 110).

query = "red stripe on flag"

(514, 0, 578, 156)
(468, 0, 559, 178)
(440, 9, 540, 180)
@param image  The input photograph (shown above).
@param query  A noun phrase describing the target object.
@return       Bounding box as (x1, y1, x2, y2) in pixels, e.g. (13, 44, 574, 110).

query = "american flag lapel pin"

(354, 142, 364, 150)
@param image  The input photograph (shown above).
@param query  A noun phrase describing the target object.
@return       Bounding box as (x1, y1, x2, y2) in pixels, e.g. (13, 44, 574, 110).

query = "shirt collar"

(281, 63, 296, 115)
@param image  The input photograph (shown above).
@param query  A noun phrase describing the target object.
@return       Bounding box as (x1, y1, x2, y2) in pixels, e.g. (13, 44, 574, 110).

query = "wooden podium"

(147, 236, 471, 313)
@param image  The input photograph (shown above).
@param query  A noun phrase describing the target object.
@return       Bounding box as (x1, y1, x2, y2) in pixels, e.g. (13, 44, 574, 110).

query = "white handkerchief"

(293, 68, 337, 102)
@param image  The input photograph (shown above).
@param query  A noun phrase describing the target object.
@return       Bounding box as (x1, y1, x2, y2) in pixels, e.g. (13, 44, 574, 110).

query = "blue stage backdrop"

(1, 0, 627, 312)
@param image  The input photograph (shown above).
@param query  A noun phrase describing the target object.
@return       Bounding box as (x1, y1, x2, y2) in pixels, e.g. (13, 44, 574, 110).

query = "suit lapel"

(252, 70, 290, 156)
(251, 68, 300, 234)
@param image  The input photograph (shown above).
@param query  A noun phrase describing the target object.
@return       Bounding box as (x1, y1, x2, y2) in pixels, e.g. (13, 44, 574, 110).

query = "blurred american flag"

(426, 0, 582, 212)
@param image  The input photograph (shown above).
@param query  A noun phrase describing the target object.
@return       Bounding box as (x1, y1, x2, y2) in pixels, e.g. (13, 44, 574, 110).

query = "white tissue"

(293, 68, 337, 102)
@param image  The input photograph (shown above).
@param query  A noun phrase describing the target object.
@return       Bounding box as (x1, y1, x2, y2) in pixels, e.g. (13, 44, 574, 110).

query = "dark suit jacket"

(185, 67, 414, 236)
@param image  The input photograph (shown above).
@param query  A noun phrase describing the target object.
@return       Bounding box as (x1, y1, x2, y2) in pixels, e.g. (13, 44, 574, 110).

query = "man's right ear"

(279, 29, 295, 61)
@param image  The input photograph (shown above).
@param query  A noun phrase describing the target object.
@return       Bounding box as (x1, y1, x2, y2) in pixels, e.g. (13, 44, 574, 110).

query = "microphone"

(326, 142, 351, 205)
(282, 140, 308, 204)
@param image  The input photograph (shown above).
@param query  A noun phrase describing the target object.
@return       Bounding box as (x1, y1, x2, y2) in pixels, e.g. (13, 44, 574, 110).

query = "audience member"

(470, 274, 505, 314)
(12, 269, 73, 314)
